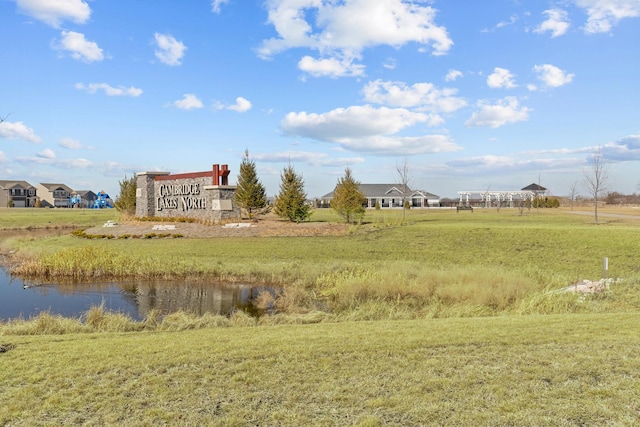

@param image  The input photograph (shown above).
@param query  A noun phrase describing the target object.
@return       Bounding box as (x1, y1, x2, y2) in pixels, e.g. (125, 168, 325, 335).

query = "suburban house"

(0, 180, 37, 207)
(322, 184, 440, 208)
(70, 190, 98, 208)
(1, 179, 110, 208)
(36, 183, 74, 208)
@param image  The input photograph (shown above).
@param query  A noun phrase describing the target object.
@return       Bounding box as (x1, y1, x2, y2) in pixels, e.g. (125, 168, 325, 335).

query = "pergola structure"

(457, 190, 536, 208)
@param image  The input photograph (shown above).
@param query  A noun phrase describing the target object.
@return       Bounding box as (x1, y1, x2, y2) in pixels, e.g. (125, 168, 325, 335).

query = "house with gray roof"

(322, 184, 440, 208)
(36, 183, 74, 208)
(0, 180, 37, 207)
(521, 183, 547, 196)
(69, 190, 98, 208)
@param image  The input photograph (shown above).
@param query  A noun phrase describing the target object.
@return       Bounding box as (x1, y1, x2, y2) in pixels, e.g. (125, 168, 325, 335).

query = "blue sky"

(1, 0, 639, 200)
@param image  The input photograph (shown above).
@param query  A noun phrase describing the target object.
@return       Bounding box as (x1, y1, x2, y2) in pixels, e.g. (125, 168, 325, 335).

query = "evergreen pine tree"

(234, 149, 269, 219)
(114, 175, 137, 216)
(331, 167, 366, 224)
(273, 164, 311, 223)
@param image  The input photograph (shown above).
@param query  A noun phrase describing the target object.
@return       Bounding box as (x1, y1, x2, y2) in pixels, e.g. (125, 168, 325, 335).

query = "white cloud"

(59, 137, 88, 149)
(75, 82, 143, 97)
(0, 120, 42, 143)
(154, 33, 187, 66)
(496, 14, 519, 29)
(383, 58, 396, 70)
(282, 105, 429, 140)
(16, 0, 91, 28)
(0, 151, 6, 162)
(298, 55, 365, 78)
(362, 80, 467, 117)
(602, 134, 640, 161)
(535, 9, 571, 37)
(465, 97, 531, 128)
(211, 0, 230, 14)
(574, 0, 640, 33)
(487, 67, 517, 89)
(521, 146, 594, 156)
(258, 0, 452, 76)
(482, 14, 520, 33)
(447, 154, 583, 172)
(37, 148, 56, 159)
(280, 104, 461, 155)
(16, 155, 94, 169)
(448, 155, 520, 169)
(253, 150, 365, 167)
(173, 94, 203, 110)
(533, 64, 575, 87)
(254, 151, 328, 163)
(336, 134, 461, 155)
(227, 97, 252, 113)
(445, 69, 463, 82)
(54, 31, 104, 62)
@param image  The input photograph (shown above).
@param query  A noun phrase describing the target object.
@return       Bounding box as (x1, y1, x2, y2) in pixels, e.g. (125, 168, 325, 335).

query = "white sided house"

(36, 183, 73, 208)
(135, 164, 240, 223)
(322, 184, 440, 209)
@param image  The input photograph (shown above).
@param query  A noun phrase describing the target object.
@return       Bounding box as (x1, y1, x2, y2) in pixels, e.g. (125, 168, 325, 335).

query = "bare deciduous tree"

(583, 147, 608, 223)
(396, 157, 412, 221)
(567, 180, 579, 211)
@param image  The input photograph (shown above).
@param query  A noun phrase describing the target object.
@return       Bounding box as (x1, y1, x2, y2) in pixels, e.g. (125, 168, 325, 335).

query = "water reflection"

(133, 281, 268, 318)
(0, 228, 69, 240)
(0, 267, 274, 321)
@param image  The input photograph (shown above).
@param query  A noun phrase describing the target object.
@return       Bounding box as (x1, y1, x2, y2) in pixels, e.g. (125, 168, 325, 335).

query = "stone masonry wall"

(135, 170, 239, 223)
(136, 172, 168, 218)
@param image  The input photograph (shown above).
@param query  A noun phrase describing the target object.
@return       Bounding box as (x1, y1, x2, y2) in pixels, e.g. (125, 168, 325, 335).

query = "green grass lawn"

(0, 207, 117, 230)
(1, 313, 639, 426)
(3, 207, 640, 317)
(2, 208, 640, 425)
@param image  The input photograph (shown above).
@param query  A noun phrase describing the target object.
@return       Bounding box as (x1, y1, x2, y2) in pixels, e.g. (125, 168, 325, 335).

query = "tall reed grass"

(2, 276, 640, 335)
(11, 246, 157, 279)
(4, 208, 640, 321)
(315, 265, 540, 314)
(0, 304, 262, 335)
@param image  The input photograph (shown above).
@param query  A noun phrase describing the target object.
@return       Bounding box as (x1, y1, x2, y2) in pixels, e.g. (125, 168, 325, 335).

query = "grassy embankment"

(1, 208, 640, 425)
(1, 313, 639, 425)
(2, 207, 640, 320)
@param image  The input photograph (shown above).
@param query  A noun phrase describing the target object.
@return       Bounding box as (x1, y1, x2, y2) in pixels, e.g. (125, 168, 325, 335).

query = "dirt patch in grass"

(81, 216, 351, 239)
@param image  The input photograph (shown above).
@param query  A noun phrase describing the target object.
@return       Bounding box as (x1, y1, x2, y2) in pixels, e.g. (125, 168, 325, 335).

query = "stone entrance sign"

(136, 164, 239, 222)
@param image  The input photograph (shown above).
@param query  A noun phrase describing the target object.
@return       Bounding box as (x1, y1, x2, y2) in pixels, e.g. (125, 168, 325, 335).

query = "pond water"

(0, 267, 272, 321)
(0, 229, 274, 321)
